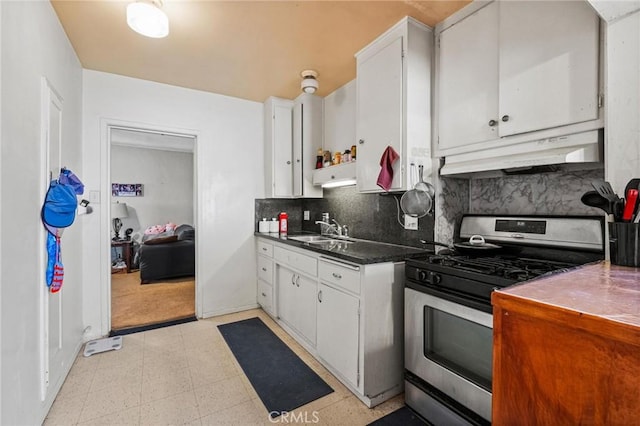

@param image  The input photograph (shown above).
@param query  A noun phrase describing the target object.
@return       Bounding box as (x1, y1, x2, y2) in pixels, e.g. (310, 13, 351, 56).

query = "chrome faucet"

(331, 219, 344, 236)
(315, 220, 340, 236)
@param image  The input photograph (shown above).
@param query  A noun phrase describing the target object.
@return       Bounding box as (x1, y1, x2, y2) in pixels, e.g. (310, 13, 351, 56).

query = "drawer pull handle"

(296, 276, 300, 287)
(262, 267, 267, 272)
(332, 272, 342, 279)
(318, 290, 323, 303)
(262, 247, 267, 251)
(291, 275, 296, 286)
(261, 292, 267, 297)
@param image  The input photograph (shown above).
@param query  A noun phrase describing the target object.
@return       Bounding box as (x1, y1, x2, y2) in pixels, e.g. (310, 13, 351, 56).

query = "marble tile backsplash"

(469, 168, 605, 216)
(435, 177, 469, 244)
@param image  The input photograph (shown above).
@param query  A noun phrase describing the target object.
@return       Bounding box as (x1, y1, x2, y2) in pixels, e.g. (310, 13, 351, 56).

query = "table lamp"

(111, 202, 129, 241)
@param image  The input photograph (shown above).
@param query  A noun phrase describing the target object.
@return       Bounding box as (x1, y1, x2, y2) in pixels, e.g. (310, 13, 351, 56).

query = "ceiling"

(51, 1, 470, 103)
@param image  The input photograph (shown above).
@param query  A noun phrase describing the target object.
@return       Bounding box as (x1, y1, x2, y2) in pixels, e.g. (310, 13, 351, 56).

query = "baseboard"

(200, 303, 260, 319)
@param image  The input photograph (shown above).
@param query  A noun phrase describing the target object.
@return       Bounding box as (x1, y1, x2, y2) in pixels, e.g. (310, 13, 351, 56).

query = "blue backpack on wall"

(41, 168, 84, 293)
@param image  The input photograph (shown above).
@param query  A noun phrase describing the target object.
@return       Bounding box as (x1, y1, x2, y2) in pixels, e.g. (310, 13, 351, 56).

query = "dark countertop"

(494, 261, 640, 329)
(255, 232, 432, 265)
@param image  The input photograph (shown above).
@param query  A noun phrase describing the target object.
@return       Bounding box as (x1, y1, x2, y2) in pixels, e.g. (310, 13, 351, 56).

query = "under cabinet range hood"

(440, 130, 603, 178)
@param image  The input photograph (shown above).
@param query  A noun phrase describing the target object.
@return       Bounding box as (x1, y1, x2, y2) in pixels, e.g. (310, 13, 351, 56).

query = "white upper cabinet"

(293, 93, 323, 198)
(355, 17, 433, 193)
(264, 95, 322, 198)
(498, 1, 600, 137)
(438, 2, 499, 150)
(437, 0, 601, 155)
(264, 97, 294, 198)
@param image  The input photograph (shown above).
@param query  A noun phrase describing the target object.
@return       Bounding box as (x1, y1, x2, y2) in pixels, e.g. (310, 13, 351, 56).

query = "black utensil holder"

(609, 222, 640, 267)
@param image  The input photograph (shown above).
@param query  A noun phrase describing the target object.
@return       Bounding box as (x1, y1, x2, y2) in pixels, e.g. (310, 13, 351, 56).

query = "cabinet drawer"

(274, 246, 317, 277)
(258, 280, 273, 313)
(257, 240, 273, 257)
(319, 258, 360, 295)
(257, 255, 273, 284)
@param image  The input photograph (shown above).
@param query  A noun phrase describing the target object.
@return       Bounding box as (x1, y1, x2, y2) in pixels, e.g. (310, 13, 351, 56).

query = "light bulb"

(127, 1, 169, 38)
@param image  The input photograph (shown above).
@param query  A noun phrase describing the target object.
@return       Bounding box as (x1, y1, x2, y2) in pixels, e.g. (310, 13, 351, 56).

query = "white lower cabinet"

(256, 241, 275, 316)
(317, 282, 360, 388)
(276, 265, 317, 346)
(256, 237, 404, 408)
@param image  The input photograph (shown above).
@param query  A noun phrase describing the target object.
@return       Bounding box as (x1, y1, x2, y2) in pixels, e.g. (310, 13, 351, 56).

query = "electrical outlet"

(303, 210, 310, 220)
(404, 215, 418, 230)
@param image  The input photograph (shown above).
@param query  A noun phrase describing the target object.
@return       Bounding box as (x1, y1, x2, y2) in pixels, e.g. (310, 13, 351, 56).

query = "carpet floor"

(111, 271, 195, 331)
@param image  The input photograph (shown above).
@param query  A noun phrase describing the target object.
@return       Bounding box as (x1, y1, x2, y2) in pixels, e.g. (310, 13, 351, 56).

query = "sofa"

(138, 224, 195, 284)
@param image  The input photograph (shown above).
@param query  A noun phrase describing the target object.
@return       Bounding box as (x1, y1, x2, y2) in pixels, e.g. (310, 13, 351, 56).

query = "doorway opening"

(108, 126, 197, 332)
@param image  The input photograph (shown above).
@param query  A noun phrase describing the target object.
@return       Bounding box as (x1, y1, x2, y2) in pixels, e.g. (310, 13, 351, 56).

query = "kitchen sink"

(308, 239, 354, 245)
(288, 235, 354, 245)
(288, 235, 334, 243)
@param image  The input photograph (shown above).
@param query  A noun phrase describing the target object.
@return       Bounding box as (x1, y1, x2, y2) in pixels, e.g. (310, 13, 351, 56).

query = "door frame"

(100, 118, 201, 335)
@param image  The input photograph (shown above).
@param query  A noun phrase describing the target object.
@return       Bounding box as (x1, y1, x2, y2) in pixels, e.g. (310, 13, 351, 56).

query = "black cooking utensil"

(591, 180, 623, 219)
(625, 178, 640, 196)
(581, 190, 612, 214)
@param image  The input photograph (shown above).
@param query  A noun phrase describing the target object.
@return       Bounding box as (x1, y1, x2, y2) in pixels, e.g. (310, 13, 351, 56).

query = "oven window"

(424, 306, 493, 391)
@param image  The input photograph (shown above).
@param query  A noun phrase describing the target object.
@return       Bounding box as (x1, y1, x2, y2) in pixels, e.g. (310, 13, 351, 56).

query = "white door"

(41, 79, 65, 400)
(273, 104, 293, 197)
(498, 0, 599, 137)
(317, 283, 359, 388)
(438, 2, 499, 150)
(356, 36, 403, 192)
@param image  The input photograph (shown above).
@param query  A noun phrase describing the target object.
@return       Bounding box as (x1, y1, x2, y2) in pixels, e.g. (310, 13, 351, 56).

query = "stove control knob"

(418, 270, 441, 285)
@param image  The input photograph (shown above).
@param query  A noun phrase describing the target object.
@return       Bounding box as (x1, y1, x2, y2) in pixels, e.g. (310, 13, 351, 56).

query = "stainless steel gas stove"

(404, 215, 605, 425)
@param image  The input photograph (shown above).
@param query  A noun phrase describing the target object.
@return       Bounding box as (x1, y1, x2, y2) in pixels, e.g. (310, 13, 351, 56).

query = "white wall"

(111, 145, 194, 238)
(1, 1, 84, 424)
(82, 70, 264, 338)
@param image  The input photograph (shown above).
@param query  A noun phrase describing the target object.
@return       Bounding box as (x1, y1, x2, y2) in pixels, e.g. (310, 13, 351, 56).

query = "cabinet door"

(438, 2, 498, 150)
(317, 283, 360, 388)
(295, 273, 317, 345)
(356, 36, 403, 192)
(277, 266, 317, 345)
(277, 266, 296, 326)
(273, 104, 293, 197)
(292, 101, 303, 197)
(498, 1, 599, 137)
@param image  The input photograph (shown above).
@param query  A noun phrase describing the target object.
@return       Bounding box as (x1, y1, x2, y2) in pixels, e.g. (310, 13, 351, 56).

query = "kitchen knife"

(622, 189, 638, 222)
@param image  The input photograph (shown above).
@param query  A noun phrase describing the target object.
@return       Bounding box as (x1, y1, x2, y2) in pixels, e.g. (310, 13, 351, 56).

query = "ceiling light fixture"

(127, 0, 169, 39)
(301, 70, 319, 94)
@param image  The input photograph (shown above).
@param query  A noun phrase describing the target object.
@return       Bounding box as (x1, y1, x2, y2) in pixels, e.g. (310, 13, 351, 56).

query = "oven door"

(405, 286, 493, 422)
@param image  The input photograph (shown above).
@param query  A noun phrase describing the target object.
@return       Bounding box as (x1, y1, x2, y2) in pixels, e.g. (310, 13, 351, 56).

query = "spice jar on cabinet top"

(333, 151, 342, 165)
(351, 145, 357, 160)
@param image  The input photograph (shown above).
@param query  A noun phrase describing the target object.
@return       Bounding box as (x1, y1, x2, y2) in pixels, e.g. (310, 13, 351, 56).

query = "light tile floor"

(44, 309, 405, 425)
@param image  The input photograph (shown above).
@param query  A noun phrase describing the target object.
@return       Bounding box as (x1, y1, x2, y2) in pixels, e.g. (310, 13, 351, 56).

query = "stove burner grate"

(425, 255, 577, 282)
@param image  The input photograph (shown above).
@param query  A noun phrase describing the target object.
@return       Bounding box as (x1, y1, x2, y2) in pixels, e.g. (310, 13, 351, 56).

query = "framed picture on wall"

(112, 183, 143, 197)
